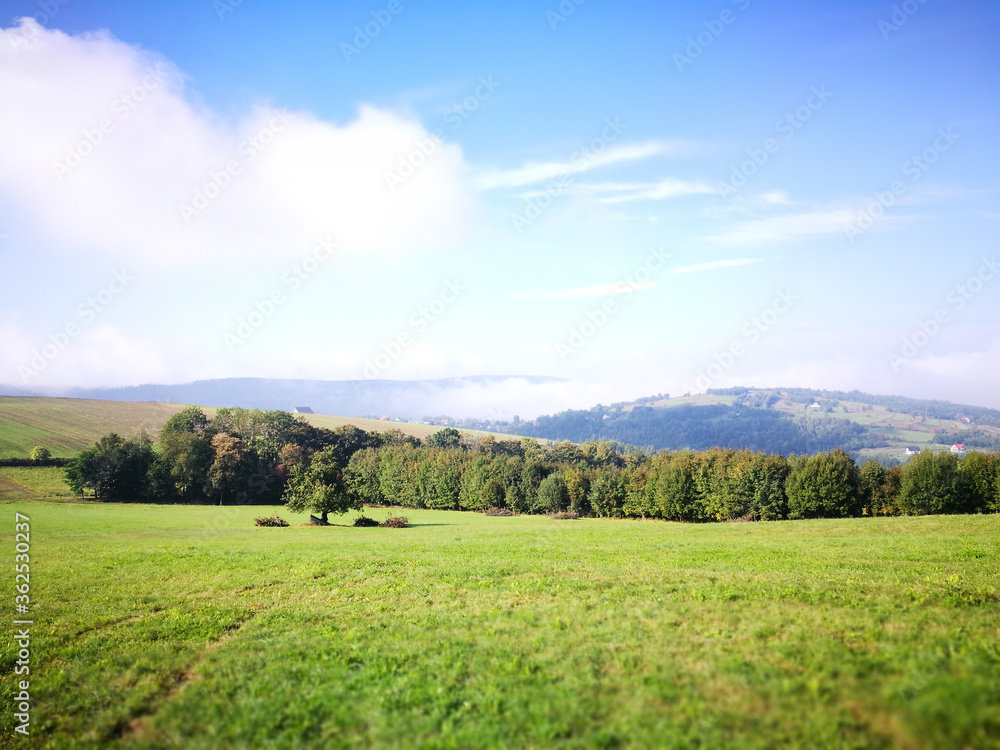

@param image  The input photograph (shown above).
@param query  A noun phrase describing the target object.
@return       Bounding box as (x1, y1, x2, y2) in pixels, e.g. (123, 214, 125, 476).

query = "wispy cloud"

(579, 178, 717, 203)
(473, 140, 694, 190)
(670, 258, 764, 274)
(708, 209, 856, 246)
(513, 257, 762, 299)
(512, 281, 655, 300)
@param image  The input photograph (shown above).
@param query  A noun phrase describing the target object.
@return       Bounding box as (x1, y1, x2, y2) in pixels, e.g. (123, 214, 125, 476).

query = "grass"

(0, 467, 74, 500)
(0, 398, 183, 458)
(0, 502, 997, 749)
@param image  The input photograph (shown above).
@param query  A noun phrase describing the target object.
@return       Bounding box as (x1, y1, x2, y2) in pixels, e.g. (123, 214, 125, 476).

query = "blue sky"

(1, 0, 998, 415)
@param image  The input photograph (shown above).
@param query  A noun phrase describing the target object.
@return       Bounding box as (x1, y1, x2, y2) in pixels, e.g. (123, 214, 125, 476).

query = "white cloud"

(512, 281, 654, 300)
(472, 141, 686, 190)
(581, 178, 717, 203)
(4, 320, 173, 388)
(670, 258, 763, 274)
(708, 209, 857, 247)
(0, 19, 476, 269)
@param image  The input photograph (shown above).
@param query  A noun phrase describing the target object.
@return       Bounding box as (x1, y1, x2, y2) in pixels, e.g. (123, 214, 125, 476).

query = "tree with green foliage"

(958, 451, 998, 513)
(381, 429, 422, 448)
(587, 468, 625, 518)
(29, 446, 51, 462)
(324, 425, 384, 466)
(161, 406, 211, 437)
(212, 408, 300, 464)
(427, 427, 462, 449)
(65, 432, 154, 501)
(786, 448, 861, 519)
(858, 460, 901, 516)
(537, 473, 569, 513)
(207, 433, 253, 505)
(899, 450, 967, 515)
(150, 430, 215, 500)
(651, 452, 702, 521)
(564, 469, 590, 515)
(283, 446, 362, 523)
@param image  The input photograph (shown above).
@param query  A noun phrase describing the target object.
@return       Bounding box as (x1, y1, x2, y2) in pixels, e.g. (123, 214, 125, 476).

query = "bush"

(549, 511, 578, 520)
(353, 516, 380, 527)
(254, 515, 288, 527)
(484, 506, 517, 516)
(381, 515, 409, 528)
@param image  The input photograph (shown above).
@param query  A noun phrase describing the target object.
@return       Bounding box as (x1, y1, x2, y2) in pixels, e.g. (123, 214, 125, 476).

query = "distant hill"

(480, 387, 1000, 464)
(4, 375, 562, 421)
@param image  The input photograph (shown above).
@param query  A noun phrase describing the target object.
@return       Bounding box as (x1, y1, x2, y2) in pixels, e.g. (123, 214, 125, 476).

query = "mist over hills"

(3, 376, 568, 421)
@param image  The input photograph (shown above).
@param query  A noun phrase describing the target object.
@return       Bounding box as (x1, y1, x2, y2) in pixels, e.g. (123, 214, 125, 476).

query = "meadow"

(0, 490, 997, 748)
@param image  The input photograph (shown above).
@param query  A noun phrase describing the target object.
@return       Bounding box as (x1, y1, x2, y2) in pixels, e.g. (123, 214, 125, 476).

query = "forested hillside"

(482, 387, 1000, 461)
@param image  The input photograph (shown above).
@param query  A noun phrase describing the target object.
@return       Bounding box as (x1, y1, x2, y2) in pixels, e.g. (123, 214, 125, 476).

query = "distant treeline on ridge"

(63, 407, 1000, 522)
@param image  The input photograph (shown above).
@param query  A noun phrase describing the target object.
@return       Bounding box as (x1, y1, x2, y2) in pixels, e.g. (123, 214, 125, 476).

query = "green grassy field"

(0, 467, 74, 501)
(0, 499, 997, 749)
(0, 398, 184, 458)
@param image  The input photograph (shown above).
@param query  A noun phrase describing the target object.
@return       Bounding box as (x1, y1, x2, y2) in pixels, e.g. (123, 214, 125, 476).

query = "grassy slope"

(0, 397, 183, 458)
(0, 397, 529, 460)
(0, 502, 997, 749)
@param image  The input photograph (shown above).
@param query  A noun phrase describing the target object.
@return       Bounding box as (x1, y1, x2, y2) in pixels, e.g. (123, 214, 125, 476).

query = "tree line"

(62, 406, 1000, 522)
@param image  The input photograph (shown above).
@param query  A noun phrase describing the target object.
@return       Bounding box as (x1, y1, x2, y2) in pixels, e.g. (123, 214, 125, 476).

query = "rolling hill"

(0, 397, 530, 459)
(483, 387, 1000, 463)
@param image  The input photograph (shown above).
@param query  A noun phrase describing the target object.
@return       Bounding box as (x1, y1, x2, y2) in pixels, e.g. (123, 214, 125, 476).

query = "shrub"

(381, 515, 409, 528)
(353, 516, 380, 527)
(484, 506, 517, 516)
(549, 511, 578, 520)
(254, 515, 288, 527)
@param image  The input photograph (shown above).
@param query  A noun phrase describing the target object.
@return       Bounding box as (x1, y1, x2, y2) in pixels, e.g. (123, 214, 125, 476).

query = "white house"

(905, 447, 921, 456)
(950, 443, 966, 454)
(292, 407, 314, 414)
